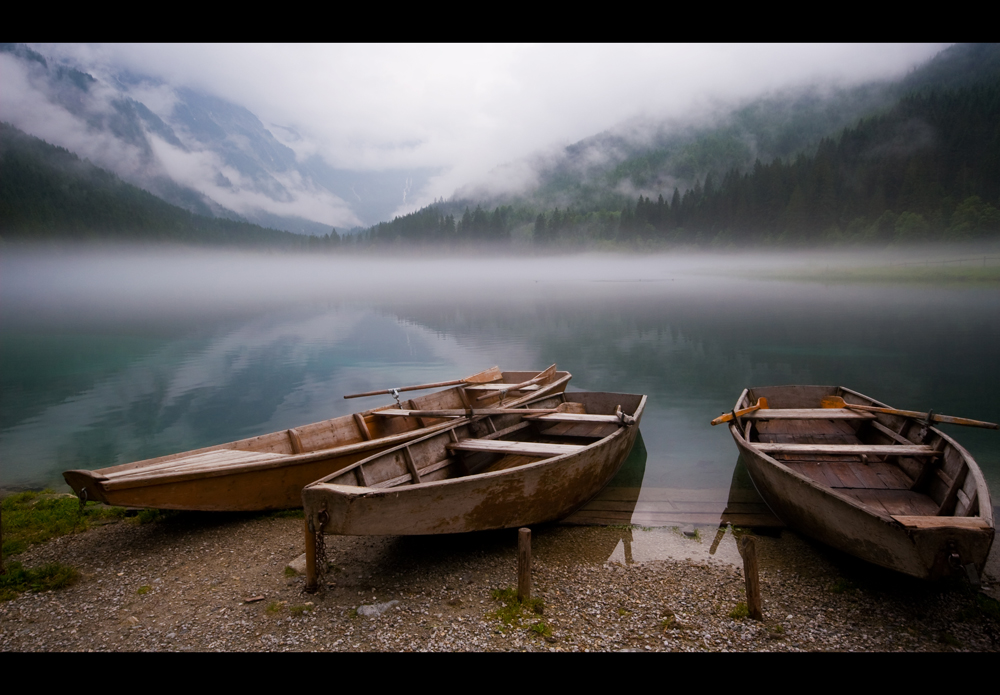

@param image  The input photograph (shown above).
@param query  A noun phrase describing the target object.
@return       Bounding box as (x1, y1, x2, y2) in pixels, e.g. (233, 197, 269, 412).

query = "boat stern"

(63, 469, 111, 505)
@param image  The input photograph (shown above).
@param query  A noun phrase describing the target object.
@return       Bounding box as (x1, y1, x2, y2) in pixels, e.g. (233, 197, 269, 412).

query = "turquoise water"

(2, 248, 998, 518)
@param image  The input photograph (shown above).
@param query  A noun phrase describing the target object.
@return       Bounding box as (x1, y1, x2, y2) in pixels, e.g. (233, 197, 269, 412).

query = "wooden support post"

(304, 518, 318, 593)
(740, 535, 763, 621)
(517, 527, 531, 603)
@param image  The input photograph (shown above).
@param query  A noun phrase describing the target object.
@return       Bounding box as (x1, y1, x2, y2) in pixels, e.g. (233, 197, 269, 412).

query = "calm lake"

(2, 247, 998, 540)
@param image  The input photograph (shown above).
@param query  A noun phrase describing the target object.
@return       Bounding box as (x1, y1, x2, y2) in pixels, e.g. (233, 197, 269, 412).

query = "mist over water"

(2, 247, 998, 518)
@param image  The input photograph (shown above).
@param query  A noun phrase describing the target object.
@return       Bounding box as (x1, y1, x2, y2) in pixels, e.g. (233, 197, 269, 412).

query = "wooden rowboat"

(722, 385, 994, 581)
(302, 390, 645, 550)
(62, 367, 571, 512)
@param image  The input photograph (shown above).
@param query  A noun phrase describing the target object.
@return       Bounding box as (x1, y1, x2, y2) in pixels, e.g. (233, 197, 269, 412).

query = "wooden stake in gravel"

(740, 535, 763, 621)
(305, 518, 317, 593)
(518, 527, 531, 603)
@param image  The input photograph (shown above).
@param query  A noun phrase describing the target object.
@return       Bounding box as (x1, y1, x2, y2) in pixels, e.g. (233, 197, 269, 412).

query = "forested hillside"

(353, 43, 1000, 247)
(0, 123, 339, 247)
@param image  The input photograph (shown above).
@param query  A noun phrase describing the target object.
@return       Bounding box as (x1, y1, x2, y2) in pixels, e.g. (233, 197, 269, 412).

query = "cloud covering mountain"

(1, 44, 947, 233)
(0, 44, 435, 233)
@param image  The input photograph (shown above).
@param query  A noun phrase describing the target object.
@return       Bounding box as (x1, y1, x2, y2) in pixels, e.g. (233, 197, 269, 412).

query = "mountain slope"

(0, 123, 324, 246)
(0, 44, 436, 232)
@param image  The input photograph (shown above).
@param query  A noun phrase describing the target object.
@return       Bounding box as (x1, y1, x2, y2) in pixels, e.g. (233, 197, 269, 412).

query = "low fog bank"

(2, 242, 998, 332)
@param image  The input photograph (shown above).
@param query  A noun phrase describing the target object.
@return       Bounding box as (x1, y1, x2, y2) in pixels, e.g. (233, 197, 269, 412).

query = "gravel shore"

(2, 511, 998, 652)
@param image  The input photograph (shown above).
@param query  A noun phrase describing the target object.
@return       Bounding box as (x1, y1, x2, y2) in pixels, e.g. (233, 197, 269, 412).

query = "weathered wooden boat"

(62, 366, 571, 512)
(302, 390, 645, 548)
(719, 385, 995, 581)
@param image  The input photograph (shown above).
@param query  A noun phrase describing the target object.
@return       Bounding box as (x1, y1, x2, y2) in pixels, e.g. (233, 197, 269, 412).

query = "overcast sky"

(35, 44, 947, 201)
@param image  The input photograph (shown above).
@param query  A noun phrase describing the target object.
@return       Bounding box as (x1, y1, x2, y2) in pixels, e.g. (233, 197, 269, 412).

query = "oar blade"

(464, 366, 503, 384)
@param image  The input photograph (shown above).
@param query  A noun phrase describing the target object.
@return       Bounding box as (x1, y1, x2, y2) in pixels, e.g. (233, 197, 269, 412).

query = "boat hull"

(63, 369, 571, 512)
(729, 385, 994, 580)
(303, 392, 645, 535)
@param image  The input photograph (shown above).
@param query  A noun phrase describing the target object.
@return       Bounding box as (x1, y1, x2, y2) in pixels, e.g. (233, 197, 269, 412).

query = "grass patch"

(130, 508, 170, 525)
(264, 509, 304, 520)
(939, 631, 963, 648)
(1, 490, 127, 559)
(284, 566, 298, 577)
(529, 620, 552, 638)
(660, 609, 686, 631)
(605, 524, 653, 531)
(289, 603, 312, 616)
(729, 602, 750, 620)
(829, 578, 856, 594)
(957, 593, 1000, 623)
(266, 601, 285, 614)
(136, 585, 151, 595)
(487, 587, 545, 632)
(0, 561, 79, 601)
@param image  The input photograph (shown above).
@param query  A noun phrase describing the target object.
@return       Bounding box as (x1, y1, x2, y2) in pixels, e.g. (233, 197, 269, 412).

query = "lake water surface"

(2, 248, 998, 543)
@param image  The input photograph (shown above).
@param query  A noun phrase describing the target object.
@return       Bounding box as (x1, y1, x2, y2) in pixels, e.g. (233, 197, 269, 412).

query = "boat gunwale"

(304, 393, 647, 498)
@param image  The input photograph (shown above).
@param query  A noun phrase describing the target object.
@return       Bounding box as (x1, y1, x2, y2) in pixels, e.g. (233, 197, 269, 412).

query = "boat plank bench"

(744, 408, 876, 420)
(446, 439, 586, 457)
(462, 383, 541, 392)
(891, 515, 992, 529)
(755, 443, 939, 457)
(528, 413, 622, 423)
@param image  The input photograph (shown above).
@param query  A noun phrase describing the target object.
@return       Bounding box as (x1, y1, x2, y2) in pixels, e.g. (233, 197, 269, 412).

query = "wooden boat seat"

(446, 439, 585, 457)
(528, 413, 622, 423)
(463, 383, 542, 392)
(744, 408, 875, 420)
(891, 515, 992, 529)
(755, 443, 939, 457)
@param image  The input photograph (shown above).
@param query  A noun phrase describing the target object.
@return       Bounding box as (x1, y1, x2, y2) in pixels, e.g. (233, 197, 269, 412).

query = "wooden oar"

(344, 366, 502, 399)
(374, 403, 578, 419)
(820, 396, 998, 430)
(475, 364, 557, 402)
(710, 397, 768, 426)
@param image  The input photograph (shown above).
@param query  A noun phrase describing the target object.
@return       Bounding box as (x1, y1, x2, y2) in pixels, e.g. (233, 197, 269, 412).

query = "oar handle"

(344, 366, 504, 399)
(344, 379, 463, 399)
(847, 404, 999, 430)
(711, 398, 768, 426)
(822, 395, 998, 430)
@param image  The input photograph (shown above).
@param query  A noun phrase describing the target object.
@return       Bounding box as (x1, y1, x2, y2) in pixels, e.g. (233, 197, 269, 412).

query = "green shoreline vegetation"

(0, 490, 301, 601)
(1, 490, 137, 600)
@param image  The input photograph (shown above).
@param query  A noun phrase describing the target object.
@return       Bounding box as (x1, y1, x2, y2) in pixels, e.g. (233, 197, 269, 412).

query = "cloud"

(147, 134, 361, 228)
(21, 44, 950, 220)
